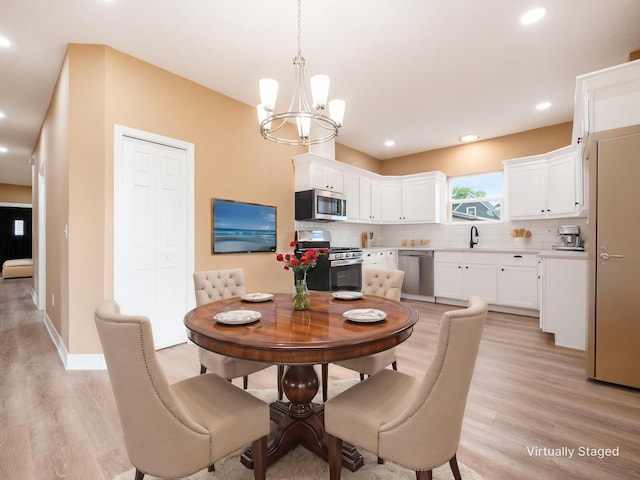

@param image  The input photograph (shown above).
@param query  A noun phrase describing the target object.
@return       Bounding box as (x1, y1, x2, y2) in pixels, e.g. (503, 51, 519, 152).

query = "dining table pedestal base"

(240, 365, 364, 472)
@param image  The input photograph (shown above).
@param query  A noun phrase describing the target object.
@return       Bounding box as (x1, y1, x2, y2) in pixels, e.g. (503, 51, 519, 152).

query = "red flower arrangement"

(275, 241, 328, 274)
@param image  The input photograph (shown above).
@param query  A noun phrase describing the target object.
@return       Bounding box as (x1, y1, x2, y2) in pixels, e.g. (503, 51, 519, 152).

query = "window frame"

(447, 171, 504, 224)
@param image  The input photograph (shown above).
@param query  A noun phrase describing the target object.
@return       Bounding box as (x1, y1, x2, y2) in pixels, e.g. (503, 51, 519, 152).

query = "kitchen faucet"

(470, 225, 479, 248)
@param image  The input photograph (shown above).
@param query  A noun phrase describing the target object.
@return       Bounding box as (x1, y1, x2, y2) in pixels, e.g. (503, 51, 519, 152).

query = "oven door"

(330, 259, 362, 292)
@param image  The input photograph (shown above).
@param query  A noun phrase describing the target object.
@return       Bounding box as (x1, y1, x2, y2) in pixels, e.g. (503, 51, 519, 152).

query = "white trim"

(41, 308, 107, 370)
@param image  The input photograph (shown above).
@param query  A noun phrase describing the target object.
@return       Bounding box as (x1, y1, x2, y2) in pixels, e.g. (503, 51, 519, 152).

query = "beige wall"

(36, 44, 324, 354)
(380, 122, 573, 176)
(32, 43, 575, 355)
(0, 183, 32, 204)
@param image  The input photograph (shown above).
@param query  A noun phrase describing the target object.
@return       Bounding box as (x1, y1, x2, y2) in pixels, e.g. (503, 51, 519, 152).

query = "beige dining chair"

(325, 296, 487, 480)
(333, 267, 405, 380)
(95, 300, 269, 480)
(193, 269, 272, 389)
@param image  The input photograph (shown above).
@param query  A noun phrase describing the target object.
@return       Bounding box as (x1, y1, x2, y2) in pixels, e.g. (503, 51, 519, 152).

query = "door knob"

(599, 252, 624, 260)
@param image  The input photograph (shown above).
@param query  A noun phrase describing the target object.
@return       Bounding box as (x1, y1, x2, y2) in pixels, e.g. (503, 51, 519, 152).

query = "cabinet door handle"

(513, 255, 522, 258)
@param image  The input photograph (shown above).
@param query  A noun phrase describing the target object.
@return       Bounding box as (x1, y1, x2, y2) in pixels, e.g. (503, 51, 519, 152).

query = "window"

(449, 171, 502, 223)
(14, 219, 24, 236)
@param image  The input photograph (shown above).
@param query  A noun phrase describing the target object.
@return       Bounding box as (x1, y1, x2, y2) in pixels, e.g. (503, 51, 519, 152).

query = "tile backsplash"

(295, 217, 588, 251)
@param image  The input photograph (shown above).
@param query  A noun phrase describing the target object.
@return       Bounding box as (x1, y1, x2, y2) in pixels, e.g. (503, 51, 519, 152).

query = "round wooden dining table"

(183, 291, 418, 471)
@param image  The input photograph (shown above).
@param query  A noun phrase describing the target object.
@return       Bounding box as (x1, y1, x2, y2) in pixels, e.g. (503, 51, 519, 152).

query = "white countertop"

(363, 246, 589, 258)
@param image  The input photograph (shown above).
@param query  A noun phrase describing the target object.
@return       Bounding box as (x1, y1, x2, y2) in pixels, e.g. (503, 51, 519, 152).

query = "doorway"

(113, 126, 195, 349)
(0, 205, 32, 267)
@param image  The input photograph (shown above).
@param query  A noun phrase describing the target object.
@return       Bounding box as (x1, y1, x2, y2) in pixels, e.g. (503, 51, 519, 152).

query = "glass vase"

(291, 270, 310, 311)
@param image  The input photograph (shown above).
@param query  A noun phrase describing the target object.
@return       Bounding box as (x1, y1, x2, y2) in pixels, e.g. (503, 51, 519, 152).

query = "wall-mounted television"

(212, 198, 277, 254)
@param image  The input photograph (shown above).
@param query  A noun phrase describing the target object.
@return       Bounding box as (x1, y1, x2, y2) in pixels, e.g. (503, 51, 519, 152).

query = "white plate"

(343, 308, 387, 323)
(332, 291, 364, 300)
(241, 293, 274, 303)
(214, 310, 261, 325)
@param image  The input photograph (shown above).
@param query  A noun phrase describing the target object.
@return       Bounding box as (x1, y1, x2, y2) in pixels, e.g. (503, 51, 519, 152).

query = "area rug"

(114, 379, 483, 480)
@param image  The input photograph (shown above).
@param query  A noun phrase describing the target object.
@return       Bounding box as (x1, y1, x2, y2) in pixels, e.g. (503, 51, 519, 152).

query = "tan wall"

(33, 43, 575, 355)
(0, 184, 32, 204)
(34, 54, 71, 346)
(380, 122, 573, 176)
(36, 44, 318, 354)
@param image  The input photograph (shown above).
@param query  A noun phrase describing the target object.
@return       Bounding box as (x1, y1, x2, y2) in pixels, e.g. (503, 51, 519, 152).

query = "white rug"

(114, 379, 483, 480)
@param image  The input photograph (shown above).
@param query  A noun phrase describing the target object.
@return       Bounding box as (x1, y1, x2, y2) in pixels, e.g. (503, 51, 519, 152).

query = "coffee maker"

(556, 225, 583, 250)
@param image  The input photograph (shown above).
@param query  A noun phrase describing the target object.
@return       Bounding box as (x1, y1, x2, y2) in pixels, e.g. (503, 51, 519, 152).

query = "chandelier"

(257, 0, 345, 146)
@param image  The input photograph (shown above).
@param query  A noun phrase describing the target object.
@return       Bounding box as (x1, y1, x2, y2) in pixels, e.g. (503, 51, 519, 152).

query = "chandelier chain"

(296, 0, 302, 58)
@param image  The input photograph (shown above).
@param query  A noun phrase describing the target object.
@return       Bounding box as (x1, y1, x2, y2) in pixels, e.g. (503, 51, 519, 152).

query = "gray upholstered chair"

(334, 267, 405, 378)
(95, 300, 269, 480)
(325, 296, 487, 480)
(193, 269, 271, 389)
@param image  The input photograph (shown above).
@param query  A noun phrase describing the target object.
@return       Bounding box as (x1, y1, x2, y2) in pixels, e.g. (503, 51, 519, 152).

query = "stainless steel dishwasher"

(397, 250, 434, 297)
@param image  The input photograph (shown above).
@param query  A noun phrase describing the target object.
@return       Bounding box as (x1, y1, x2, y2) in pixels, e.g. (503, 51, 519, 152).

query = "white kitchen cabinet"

(381, 173, 446, 223)
(572, 59, 640, 146)
(539, 255, 588, 350)
(505, 146, 583, 220)
(359, 176, 382, 222)
(434, 252, 463, 299)
(381, 180, 403, 222)
(362, 249, 397, 269)
(434, 251, 497, 303)
(343, 170, 360, 221)
(293, 153, 344, 192)
(497, 253, 538, 309)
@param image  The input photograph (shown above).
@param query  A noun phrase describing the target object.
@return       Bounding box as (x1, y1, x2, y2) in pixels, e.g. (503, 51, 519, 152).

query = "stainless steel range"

(295, 230, 363, 292)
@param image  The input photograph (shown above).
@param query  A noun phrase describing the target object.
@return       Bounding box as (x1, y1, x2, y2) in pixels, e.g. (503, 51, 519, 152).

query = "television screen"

(212, 198, 277, 254)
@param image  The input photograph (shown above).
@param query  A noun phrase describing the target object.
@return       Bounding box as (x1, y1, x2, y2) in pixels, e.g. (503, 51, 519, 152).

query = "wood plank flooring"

(1, 278, 639, 480)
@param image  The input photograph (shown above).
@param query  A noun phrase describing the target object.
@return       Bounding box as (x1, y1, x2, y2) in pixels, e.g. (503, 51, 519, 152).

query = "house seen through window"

(449, 171, 502, 223)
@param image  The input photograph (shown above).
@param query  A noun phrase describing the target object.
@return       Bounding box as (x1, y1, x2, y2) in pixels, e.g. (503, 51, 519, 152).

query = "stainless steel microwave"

(295, 189, 347, 221)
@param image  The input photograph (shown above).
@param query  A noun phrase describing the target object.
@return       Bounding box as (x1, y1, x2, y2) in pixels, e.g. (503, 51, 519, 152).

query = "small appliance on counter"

(553, 225, 584, 251)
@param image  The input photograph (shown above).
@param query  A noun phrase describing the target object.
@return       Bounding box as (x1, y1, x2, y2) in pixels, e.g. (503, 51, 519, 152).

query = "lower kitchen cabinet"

(497, 253, 538, 309)
(539, 255, 587, 350)
(434, 251, 497, 303)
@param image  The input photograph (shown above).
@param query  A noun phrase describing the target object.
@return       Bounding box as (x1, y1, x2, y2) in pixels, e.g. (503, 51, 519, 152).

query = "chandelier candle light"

(276, 241, 327, 310)
(257, 0, 345, 146)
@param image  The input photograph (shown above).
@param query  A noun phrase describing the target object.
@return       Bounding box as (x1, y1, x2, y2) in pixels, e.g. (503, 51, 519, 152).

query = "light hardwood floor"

(1, 278, 639, 480)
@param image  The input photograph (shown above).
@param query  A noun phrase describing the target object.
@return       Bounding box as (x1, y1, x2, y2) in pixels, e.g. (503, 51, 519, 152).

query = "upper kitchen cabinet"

(293, 153, 344, 192)
(572, 59, 640, 149)
(342, 167, 361, 221)
(359, 175, 383, 222)
(504, 146, 584, 220)
(381, 172, 447, 223)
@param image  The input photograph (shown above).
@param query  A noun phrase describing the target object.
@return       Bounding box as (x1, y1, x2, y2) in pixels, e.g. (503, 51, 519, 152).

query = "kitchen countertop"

(363, 246, 589, 258)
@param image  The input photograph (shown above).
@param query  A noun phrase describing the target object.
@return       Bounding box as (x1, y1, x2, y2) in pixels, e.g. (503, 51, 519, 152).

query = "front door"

(594, 131, 640, 388)
(114, 129, 194, 349)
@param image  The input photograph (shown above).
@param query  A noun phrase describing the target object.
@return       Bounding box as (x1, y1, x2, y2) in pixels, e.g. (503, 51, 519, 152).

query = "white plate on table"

(343, 308, 387, 323)
(214, 310, 261, 325)
(241, 293, 274, 303)
(332, 291, 364, 300)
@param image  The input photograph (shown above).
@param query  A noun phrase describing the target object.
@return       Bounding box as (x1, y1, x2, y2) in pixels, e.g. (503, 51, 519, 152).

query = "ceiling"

(1, 0, 640, 187)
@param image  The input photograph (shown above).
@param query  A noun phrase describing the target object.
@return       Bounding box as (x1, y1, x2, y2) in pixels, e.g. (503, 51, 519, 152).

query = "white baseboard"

(41, 309, 106, 371)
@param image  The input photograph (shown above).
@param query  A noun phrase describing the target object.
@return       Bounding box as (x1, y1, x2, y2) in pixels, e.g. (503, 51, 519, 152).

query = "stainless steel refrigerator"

(587, 125, 640, 389)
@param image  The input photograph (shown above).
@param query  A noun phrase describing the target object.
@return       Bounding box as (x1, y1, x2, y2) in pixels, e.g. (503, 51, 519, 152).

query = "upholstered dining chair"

(95, 300, 269, 480)
(325, 296, 488, 480)
(193, 269, 272, 389)
(333, 267, 405, 380)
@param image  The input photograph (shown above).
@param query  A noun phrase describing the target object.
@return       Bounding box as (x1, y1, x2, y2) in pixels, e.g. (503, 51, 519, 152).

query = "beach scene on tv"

(213, 199, 277, 253)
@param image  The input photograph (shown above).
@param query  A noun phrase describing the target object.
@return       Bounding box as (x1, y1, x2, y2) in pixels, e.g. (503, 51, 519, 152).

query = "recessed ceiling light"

(459, 134, 479, 142)
(520, 7, 547, 25)
(384, 140, 395, 147)
(0, 146, 8, 153)
(536, 101, 551, 111)
(0, 36, 10, 48)
(0, 111, 5, 119)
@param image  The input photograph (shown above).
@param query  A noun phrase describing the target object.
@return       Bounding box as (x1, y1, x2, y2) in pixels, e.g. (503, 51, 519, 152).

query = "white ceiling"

(1, 0, 640, 186)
